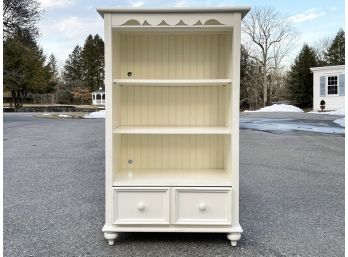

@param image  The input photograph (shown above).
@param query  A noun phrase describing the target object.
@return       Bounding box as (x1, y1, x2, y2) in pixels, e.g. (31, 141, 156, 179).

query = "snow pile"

(240, 118, 345, 134)
(333, 118, 345, 127)
(309, 109, 345, 116)
(245, 104, 304, 113)
(42, 113, 51, 116)
(84, 110, 105, 119)
(58, 114, 71, 118)
(326, 109, 345, 116)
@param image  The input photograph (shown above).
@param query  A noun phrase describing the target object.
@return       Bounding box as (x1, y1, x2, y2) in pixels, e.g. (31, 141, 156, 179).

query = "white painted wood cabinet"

(97, 7, 250, 247)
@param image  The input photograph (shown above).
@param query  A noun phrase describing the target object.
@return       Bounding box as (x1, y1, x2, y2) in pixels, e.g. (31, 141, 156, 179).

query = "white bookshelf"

(99, 6, 249, 247)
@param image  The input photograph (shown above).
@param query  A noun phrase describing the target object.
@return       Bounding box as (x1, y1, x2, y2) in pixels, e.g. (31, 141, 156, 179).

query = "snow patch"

(84, 110, 105, 119)
(42, 113, 51, 116)
(240, 118, 345, 134)
(58, 114, 71, 118)
(308, 109, 345, 116)
(333, 118, 345, 127)
(244, 104, 304, 113)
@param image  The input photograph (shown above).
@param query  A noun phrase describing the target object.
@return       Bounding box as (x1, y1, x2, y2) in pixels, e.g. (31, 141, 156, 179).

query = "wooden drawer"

(113, 187, 170, 224)
(174, 187, 231, 225)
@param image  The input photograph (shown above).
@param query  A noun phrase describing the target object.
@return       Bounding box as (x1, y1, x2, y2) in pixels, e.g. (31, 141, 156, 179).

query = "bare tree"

(268, 69, 287, 103)
(242, 7, 297, 106)
(240, 45, 264, 110)
(313, 37, 332, 65)
(3, 0, 42, 39)
(245, 70, 264, 109)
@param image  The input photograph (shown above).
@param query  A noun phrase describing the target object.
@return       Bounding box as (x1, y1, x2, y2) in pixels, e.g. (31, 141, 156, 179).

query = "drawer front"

(174, 187, 231, 225)
(113, 188, 170, 224)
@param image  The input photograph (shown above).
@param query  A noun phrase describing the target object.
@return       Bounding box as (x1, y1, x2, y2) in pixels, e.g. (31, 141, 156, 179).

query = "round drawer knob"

(137, 202, 146, 211)
(198, 202, 207, 211)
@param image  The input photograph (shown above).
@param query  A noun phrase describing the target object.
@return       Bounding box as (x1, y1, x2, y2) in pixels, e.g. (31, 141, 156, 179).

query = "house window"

(327, 76, 338, 95)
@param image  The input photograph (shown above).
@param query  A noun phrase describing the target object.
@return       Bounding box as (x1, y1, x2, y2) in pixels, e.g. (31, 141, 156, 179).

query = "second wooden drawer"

(174, 187, 232, 225)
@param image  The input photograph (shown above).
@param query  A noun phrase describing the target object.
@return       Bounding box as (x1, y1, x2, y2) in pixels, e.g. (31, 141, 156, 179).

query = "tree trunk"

(12, 90, 21, 109)
(24, 91, 28, 106)
(262, 54, 267, 107)
(11, 90, 16, 108)
(267, 85, 271, 106)
(19, 89, 26, 107)
(263, 67, 267, 106)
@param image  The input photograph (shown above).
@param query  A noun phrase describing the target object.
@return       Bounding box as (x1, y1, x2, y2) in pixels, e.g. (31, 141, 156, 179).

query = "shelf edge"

(113, 126, 232, 134)
(113, 79, 232, 86)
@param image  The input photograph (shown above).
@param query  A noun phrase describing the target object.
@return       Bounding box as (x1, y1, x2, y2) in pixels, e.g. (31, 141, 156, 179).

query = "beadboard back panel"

(119, 85, 229, 126)
(114, 32, 231, 79)
(118, 134, 226, 169)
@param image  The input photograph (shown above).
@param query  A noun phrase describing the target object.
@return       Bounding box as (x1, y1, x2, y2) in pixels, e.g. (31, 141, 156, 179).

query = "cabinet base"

(227, 232, 241, 247)
(104, 232, 118, 246)
(102, 224, 242, 247)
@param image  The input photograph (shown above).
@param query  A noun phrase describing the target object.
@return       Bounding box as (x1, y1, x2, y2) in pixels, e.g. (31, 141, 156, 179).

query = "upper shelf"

(113, 79, 232, 86)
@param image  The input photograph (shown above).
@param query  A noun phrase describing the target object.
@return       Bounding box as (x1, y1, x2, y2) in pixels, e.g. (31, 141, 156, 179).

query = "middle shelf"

(113, 79, 232, 87)
(113, 126, 231, 134)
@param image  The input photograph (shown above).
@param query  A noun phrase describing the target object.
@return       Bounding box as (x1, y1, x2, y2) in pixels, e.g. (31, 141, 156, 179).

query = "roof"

(310, 65, 345, 72)
(97, 7, 251, 19)
(92, 88, 105, 93)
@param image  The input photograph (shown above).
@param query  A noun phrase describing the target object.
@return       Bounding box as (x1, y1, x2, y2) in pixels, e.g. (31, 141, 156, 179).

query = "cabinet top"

(97, 6, 250, 19)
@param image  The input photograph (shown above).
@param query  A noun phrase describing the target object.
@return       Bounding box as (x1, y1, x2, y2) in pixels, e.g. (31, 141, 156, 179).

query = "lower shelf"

(113, 169, 232, 186)
(113, 126, 231, 134)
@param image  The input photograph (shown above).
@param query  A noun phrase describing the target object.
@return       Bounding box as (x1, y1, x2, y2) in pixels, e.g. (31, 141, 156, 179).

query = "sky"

(37, 0, 345, 70)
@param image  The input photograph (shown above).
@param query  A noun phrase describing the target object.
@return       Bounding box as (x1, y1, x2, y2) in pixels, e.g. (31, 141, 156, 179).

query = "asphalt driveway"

(3, 113, 344, 257)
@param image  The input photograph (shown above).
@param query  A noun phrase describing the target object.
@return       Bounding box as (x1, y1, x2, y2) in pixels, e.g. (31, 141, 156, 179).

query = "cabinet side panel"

(230, 14, 241, 227)
(104, 14, 113, 225)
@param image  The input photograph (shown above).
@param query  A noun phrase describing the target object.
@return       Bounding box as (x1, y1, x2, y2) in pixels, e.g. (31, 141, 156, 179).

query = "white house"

(310, 65, 345, 111)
